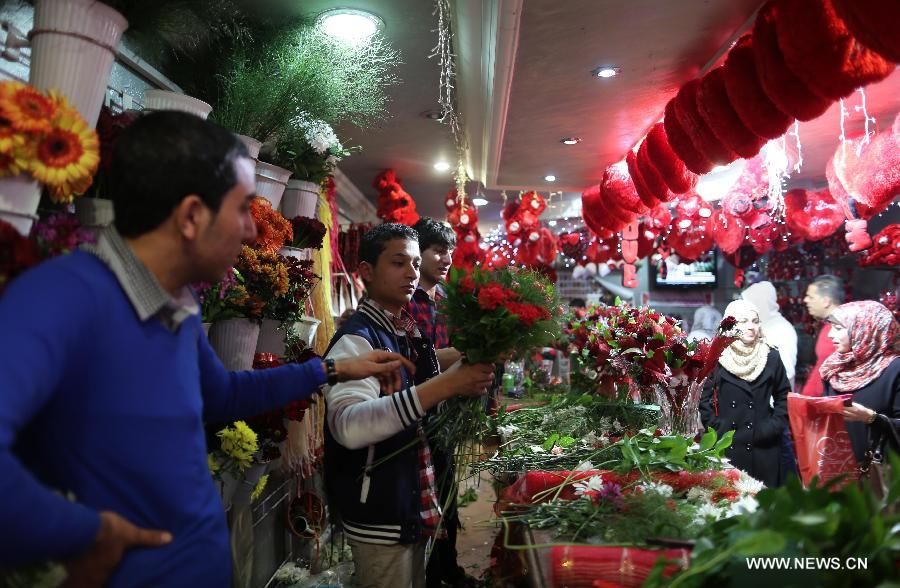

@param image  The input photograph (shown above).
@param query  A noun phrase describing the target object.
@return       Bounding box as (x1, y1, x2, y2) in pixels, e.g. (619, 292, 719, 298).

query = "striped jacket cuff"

(390, 386, 423, 427)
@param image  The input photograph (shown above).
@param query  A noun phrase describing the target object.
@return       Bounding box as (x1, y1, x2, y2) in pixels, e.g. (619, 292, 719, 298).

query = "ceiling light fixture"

(560, 137, 582, 145)
(433, 161, 451, 172)
(472, 197, 488, 206)
(317, 8, 383, 44)
(592, 66, 620, 79)
(544, 174, 557, 182)
(547, 220, 557, 227)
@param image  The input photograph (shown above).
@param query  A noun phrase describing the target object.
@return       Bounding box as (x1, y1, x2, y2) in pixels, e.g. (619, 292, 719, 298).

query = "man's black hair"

(110, 111, 250, 238)
(412, 217, 456, 252)
(811, 274, 846, 305)
(358, 223, 419, 267)
(568, 297, 586, 308)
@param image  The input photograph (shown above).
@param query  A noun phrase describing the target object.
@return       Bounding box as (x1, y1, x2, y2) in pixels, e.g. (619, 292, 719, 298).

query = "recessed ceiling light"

(433, 161, 451, 172)
(544, 174, 557, 182)
(592, 66, 620, 78)
(560, 137, 582, 145)
(317, 8, 383, 44)
(472, 197, 488, 206)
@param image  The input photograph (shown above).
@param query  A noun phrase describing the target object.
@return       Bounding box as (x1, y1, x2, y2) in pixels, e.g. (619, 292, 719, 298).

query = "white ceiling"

(311, 0, 900, 229)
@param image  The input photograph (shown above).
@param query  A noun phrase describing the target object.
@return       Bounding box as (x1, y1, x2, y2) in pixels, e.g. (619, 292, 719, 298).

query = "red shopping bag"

(787, 393, 858, 487)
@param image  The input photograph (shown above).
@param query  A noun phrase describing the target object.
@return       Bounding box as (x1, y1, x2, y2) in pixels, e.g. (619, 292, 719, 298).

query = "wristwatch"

(324, 358, 339, 386)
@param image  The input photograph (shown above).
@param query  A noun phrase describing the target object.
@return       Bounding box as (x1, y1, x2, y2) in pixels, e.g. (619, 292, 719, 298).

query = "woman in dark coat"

(821, 300, 900, 462)
(700, 299, 790, 488)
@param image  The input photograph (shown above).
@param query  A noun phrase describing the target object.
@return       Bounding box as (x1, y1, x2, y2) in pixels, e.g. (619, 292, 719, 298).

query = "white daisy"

(727, 495, 759, 517)
(575, 460, 595, 471)
(637, 482, 674, 498)
(573, 475, 606, 496)
(529, 445, 546, 454)
(686, 486, 712, 503)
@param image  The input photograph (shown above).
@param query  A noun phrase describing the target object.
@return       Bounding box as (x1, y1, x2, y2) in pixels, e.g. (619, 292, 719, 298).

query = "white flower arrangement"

(575, 460, 595, 471)
(637, 482, 674, 498)
(735, 471, 765, 496)
(727, 495, 759, 517)
(298, 115, 342, 155)
(274, 562, 310, 585)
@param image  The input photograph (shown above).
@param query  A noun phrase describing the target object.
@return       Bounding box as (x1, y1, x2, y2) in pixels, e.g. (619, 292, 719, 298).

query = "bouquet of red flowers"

(567, 301, 738, 434)
(290, 216, 327, 250)
(0, 219, 41, 295)
(441, 266, 561, 363)
(250, 197, 293, 253)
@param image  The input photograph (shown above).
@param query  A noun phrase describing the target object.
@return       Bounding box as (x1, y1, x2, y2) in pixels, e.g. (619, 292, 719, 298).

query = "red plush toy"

(604, 159, 650, 215)
(752, 1, 832, 121)
(665, 194, 714, 262)
(445, 190, 479, 231)
(859, 224, 900, 267)
(674, 79, 739, 167)
(697, 66, 767, 159)
(636, 140, 676, 203)
(517, 226, 558, 268)
(373, 169, 420, 226)
(775, 0, 894, 100)
(626, 149, 664, 209)
(723, 34, 794, 140)
(712, 208, 747, 255)
(663, 99, 714, 175)
(783, 188, 843, 242)
(451, 228, 484, 270)
(582, 182, 631, 234)
(645, 122, 697, 194)
(721, 155, 772, 231)
(831, 0, 900, 63)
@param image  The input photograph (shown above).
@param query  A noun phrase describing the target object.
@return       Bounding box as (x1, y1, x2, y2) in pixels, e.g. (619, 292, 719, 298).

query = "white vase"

(74, 197, 114, 228)
(290, 316, 321, 348)
(202, 322, 212, 337)
(255, 318, 285, 355)
(143, 89, 212, 119)
(207, 318, 260, 371)
(0, 176, 42, 236)
(231, 461, 268, 508)
(280, 179, 319, 219)
(254, 161, 291, 210)
(236, 134, 262, 161)
(29, 0, 128, 127)
(278, 246, 311, 261)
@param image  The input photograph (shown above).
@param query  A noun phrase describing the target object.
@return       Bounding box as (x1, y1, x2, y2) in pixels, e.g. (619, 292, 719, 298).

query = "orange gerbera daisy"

(0, 81, 57, 134)
(0, 114, 25, 155)
(30, 104, 100, 203)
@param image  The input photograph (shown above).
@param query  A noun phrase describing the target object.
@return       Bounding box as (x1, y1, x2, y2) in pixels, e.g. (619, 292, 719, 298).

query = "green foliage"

(458, 487, 479, 508)
(211, 22, 399, 143)
(649, 452, 900, 587)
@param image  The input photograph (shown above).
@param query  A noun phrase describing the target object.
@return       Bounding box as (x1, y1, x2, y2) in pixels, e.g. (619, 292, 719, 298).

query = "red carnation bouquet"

(567, 301, 738, 434)
(441, 266, 561, 364)
(289, 216, 327, 250)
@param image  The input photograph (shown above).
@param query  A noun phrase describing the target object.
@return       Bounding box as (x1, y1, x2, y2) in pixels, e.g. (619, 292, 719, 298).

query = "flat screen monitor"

(650, 249, 718, 289)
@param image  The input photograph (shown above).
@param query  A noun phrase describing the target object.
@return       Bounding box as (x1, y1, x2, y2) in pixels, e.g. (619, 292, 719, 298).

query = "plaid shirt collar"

(82, 227, 198, 332)
(357, 297, 421, 339)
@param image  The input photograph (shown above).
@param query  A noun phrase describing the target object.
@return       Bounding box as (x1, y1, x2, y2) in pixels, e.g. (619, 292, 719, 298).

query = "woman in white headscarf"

(742, 281, 798, 387)
(699, 299, 791, 488)
(688, 305, 723, 342)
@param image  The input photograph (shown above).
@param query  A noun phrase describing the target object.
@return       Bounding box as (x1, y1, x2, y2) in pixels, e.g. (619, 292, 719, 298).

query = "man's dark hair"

(359, 223, 419, 267)
(110, 111, 250, 238)
(568, 297, 586, 308)
(811, 274, 845, 305)
(412, 217, 456, 251)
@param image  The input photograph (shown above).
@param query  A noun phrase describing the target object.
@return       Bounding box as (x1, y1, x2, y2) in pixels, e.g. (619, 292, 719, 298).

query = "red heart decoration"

(712, 208, 746, 254)
(623, 263, 638, 288)
(783, 188, 843, 241)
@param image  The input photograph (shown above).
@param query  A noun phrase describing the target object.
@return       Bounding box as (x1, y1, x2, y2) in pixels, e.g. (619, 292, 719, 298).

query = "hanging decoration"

(664, 194, 714, 263)
(783, 188, 844, 242)
(372, 169, 420, 226)
(445, 190, 483, 270)
(620, 220, 640, 288)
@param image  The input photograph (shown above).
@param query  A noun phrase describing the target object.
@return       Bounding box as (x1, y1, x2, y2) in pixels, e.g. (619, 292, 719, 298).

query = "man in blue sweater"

(0, 111, 412, 587)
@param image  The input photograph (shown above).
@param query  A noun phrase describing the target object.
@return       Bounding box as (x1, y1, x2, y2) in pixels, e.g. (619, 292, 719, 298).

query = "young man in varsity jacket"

(323, 223, 495, 588)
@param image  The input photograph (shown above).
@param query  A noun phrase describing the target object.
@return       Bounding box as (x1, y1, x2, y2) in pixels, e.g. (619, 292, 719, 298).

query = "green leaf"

(733, 530, 786, 556)
(790, 512, 829, 526)
(699, 427, 717, 451)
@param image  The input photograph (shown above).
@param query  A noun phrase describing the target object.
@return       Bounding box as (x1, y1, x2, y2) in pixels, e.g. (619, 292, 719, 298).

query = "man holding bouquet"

(323, 223, 495, 588)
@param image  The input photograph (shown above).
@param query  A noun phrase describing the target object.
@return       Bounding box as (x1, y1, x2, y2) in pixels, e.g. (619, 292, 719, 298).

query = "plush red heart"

(783, 188, 843, 241)
(712, 208, 746, 254)
(603, 160, 649, 215)
(666, 194, 713, 262)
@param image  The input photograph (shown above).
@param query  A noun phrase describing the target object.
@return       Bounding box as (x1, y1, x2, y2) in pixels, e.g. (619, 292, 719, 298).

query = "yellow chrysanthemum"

(250, 474, 269, 502)
(29, 104, 99, 203)
(0, 81, 56, 134)
(216, 421, 259, 471)
(207, 453, 220, 475)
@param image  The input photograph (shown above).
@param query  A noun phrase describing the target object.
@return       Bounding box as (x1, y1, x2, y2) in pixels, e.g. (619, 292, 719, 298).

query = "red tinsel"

(373, 169, 419, 226)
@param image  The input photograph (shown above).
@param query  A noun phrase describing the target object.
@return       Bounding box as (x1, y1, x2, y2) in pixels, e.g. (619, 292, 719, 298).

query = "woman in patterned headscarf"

(821, 300, 900, 461)
(699, 299, 791, 488)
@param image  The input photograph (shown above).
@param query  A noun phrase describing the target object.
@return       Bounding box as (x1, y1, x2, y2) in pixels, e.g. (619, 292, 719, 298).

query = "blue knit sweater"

(0, 251, 325, 587)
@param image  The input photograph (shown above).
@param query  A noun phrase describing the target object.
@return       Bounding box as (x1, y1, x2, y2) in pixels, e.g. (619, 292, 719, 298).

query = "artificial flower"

(29, 98, 99, 203)
(573, 475, 607, 496)
(0, 81, 56, 134)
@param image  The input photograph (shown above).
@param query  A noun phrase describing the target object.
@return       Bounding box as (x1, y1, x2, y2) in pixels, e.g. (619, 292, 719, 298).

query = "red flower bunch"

(95, 105, 138, 173)
(250, 197, 293, 253)
(442, 266, 560, 363)
(0, 219, 41, 295)
(290, 216, 327, 250)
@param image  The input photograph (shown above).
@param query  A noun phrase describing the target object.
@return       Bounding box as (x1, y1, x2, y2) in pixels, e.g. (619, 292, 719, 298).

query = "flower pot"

(231, 461, 268, 508)
(255, 318, 285, 355)
(0, 176, 41, 236)
(29, 0, 128, 127)
(289, 316, 320, 348)
(280, 179, 319, 219)
(202, 322, 212, 337)
(143, 89, 212, 119)
(278, 246, 311, 261)
(74, 197, 114, 229)
(236, 134, 262, 161)
(207, 318, 260, 371)
(255, 161, 291, 210)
